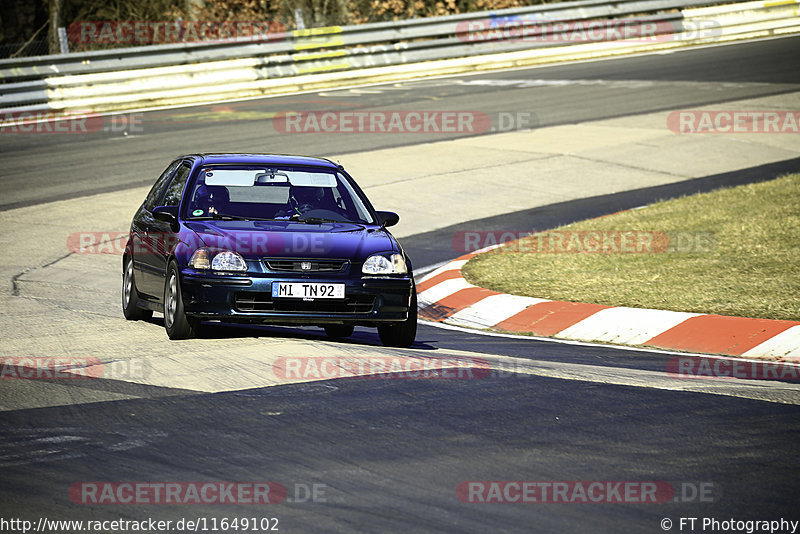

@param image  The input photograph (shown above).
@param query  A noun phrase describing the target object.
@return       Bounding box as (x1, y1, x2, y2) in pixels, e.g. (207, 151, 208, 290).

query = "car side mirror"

(153, 205, 179, 228)
(376, 211, 399, 228)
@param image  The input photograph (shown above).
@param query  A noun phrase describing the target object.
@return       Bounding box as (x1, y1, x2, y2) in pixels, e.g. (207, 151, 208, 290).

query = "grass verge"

(462, 173, 800, 321)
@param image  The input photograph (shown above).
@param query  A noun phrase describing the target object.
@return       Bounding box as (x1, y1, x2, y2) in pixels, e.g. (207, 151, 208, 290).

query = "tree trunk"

(186, 0, 205, 20)
(48, 0, 63, 54)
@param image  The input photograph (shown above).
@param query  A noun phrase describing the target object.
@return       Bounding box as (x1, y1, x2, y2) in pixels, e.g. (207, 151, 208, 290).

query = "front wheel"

(122, 256, 153, 321)
(164, 262, 198, 340)
(378, 290, 417, 348)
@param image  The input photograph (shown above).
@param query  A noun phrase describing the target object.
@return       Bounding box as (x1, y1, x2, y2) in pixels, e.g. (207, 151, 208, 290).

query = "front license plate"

(272, 282, 345, 300)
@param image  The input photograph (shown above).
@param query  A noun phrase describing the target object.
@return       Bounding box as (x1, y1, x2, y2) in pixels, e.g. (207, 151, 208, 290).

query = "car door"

(133, 160, 181, 297)
(144, 162, 193, 298)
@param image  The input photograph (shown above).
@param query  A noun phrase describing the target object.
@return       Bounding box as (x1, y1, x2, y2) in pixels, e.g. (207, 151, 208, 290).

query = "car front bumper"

(180, 269, 414, 325)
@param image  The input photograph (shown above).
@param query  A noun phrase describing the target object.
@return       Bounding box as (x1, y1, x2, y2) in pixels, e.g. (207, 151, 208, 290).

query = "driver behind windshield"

(275, 185, 335, 218)
(292, 185, 326, 214)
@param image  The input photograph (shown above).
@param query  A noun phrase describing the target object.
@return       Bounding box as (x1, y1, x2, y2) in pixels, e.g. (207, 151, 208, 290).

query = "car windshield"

(184, 166, 374, 224)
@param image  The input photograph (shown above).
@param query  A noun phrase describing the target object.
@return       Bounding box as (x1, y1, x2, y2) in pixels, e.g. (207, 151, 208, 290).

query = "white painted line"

(555, 307, 703, 345)
(742, 325, 800, 360)
(418, 259, 468, 283)
(414, 260, 450, 278)
(418, 318, 764, 360)
(417, 277, 473, 307)
(447, 294, 548, 330)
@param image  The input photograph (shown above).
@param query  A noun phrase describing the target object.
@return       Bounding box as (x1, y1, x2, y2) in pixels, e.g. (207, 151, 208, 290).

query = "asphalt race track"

(1, 37, 799, 533)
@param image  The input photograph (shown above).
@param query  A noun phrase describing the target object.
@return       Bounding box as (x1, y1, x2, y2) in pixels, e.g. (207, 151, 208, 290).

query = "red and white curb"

(417, 248, 800, 361)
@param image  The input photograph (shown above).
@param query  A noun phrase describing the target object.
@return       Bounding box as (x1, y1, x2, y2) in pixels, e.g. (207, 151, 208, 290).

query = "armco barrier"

(0, 0, 798, 116)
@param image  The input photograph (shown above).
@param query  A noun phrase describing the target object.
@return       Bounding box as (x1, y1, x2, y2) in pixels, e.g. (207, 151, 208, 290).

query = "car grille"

(263, 258, 348, 272)
(234, 292, 375, 314)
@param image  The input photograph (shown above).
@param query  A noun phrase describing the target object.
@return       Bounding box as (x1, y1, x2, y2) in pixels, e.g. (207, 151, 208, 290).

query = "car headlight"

(189, 248, 247, 272)
(362, 253, 408, 275)
(212, 250, 248, 271)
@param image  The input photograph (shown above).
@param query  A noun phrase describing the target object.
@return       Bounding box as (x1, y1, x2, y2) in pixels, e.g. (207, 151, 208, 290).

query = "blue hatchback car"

(122, 154, 416, 347)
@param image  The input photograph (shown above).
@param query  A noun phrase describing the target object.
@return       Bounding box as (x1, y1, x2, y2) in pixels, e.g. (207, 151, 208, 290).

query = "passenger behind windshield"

(191, 185, 229, 216)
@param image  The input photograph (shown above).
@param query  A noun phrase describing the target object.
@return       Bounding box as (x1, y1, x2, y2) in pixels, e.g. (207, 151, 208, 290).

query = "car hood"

(183, 219, 397, 261)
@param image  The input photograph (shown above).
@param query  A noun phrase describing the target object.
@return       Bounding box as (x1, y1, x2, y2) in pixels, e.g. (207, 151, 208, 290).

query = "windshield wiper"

(292, 216, 367, 230)
(293, 216, 338, 224)
(190, 215, 278, 221)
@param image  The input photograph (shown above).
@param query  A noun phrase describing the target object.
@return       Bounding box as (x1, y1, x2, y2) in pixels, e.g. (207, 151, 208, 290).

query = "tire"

(122, 256, 153, 321)
(324, 324, 355, 339)
(163, 262, 198, 340)
(378, 290, 417, 348)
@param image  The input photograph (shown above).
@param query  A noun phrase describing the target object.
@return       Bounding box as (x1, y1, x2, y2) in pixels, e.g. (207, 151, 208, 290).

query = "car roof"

(183, 153, 340, 169)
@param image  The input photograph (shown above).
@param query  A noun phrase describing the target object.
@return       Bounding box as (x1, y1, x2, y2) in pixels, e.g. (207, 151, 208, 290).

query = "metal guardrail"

(0, 0, 712, 79)
(0, 0, 798, 115)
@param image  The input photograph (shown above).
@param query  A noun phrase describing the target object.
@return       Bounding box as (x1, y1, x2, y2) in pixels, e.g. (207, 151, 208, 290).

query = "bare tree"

(48, 0, 63, 54)
(186, 0, 205, 19)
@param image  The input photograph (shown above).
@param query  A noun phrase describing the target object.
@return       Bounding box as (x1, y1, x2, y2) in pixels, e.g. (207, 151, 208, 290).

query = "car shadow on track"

(146, 316, 437, 350)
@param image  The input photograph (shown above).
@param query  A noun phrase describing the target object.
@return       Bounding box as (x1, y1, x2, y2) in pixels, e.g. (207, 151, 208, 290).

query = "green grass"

(462, 174, 800, 321)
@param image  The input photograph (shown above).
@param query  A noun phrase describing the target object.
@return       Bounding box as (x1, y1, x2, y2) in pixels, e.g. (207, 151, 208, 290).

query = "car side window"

(144, 160, 181, 211)
(161, 164, 192, 207)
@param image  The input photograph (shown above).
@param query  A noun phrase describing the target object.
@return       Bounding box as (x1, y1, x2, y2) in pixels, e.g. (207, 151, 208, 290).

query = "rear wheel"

(324, 325, 355, 339)
(164, 262, 198, 340)
(122, 256, 153, 321)
(378, 290, 417, 348)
